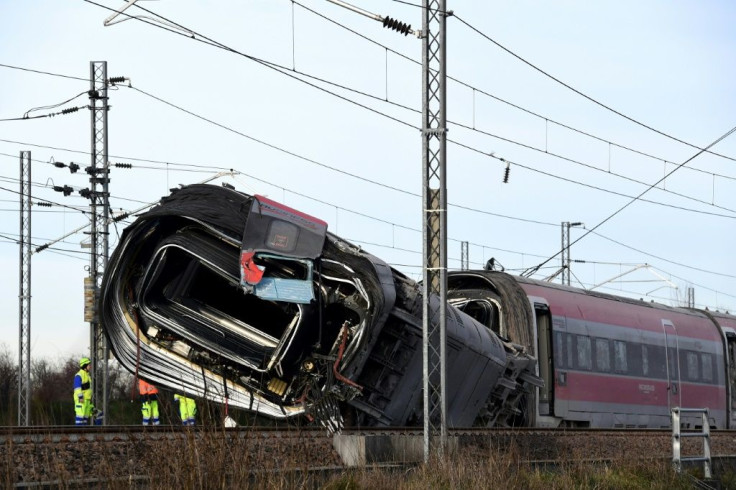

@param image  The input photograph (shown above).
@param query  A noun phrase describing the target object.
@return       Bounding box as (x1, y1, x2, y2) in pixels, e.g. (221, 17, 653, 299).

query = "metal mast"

(18, 151, 31, 426)
(421, 0, 448, 461)
(561, 221, 582, 286)
(561, 222, 570, 286)
(460, 241, 468, 270)
(88, 61, 110, 422)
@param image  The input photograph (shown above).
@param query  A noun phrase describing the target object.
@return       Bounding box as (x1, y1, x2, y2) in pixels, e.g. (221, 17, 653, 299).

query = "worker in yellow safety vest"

(138, 379, 161, 425)
(73, 357, 93, 425)
(174, 393, 197, 426)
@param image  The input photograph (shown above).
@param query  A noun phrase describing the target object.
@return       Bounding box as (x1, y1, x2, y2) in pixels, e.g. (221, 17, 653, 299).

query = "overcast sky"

(1, 0, 735, 360)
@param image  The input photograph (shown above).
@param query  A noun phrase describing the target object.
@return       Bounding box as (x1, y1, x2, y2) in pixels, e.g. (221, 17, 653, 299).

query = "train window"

(614, 340, 627, 373)
(554, 332, 565, 368)
(577, 336, 592, 370)
(642, 345, 649, 376)
(701, 354, 713, 382)
(595, 339, 611, 372)
(686, 352, 699, 381)
(566, 334, 573, 368)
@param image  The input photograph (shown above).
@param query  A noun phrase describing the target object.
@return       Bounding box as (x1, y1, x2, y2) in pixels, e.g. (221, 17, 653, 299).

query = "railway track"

(0, 424, 700, 441)
(3, 425, 735, 487)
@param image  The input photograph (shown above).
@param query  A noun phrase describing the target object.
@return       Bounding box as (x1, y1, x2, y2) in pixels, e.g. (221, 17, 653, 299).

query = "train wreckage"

(100, 184, 542, 429)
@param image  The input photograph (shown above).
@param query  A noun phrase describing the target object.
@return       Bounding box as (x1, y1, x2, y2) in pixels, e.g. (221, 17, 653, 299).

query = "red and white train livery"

(448, 270, 736, 429)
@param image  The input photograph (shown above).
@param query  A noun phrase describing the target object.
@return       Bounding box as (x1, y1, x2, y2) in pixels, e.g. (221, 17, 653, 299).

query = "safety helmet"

(79, 357, 91, 368)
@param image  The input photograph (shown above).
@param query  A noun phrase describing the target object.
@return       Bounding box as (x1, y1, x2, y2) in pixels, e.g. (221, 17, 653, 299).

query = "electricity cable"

(452, 14, 736, 164)
(290, 1, 736, 182)
(522, 124, 736, 277)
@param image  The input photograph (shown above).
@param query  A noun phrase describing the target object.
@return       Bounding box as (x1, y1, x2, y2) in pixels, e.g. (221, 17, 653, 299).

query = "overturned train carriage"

(100, 184, 541, 428)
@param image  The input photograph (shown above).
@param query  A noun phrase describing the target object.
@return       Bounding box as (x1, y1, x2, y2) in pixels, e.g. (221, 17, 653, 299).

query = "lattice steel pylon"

(460, 241, 469, 270)
(421, 0, 448, 462)
(18, 151, 32, 426)
(561, 221, 582, 286)
(561, 222, 570, 285)
(88, 61, 110, 423)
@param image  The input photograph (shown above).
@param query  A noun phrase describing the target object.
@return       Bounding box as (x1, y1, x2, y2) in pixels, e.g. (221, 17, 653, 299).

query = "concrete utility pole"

(560, 221, 582, 286)
(18, 151, 31, 426)
(421, 0, 448, 461)
(87, 61, 111, 423)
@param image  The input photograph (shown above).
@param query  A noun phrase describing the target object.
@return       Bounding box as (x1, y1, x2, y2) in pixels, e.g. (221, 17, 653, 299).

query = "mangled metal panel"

(100, 184, 540, 429)
(240, 195, 327, 304)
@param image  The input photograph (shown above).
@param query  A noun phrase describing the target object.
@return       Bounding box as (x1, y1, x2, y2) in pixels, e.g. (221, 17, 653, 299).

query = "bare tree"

(0, 344, 17, 424)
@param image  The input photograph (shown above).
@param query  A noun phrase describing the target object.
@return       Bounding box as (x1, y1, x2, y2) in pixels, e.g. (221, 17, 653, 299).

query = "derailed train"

(100, 184, 736, 429)
(99, 184, 540, 429)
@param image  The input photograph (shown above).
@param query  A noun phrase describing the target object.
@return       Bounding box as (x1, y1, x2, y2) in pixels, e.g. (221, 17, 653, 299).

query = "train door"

(535, 303, 554, 416)
(662, 320, 682, 410)
(726, 332, 736, 428)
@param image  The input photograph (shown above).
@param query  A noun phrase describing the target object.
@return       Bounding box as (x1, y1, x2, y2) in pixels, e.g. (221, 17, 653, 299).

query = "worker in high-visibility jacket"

(138, 379, 161, 425)
(73, 357, 93, 425)
(173, 393, 197, 426)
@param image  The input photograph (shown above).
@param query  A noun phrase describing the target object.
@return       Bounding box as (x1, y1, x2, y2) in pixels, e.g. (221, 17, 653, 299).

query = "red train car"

(448, 271, 736, 429)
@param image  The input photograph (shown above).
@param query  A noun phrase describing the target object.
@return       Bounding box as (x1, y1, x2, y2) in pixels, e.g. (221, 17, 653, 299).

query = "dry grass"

(322, 448, 697, 490)
(0, 429, 717, 489)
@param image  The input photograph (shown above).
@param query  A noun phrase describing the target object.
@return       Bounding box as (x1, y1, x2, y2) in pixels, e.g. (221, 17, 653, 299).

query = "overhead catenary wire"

(2, 109, 734, 282)
(52, 4, 736, 216)
(287, 1, 736, 184)
(2, 71, 734, 287)
(452, 14, 736, 165)
(103, 4, 736, 217)
(4, 8, 732, 298)
(0, 105, 86, 122)
(3, 147, 733, 304)
(448, 139, 736, 219)
(5, 139, 732, 286)
(4, 16, 735, 194)
(0, 62, 90, 82)
(124, 84, 736, 219)
(522, 124, 736, 277)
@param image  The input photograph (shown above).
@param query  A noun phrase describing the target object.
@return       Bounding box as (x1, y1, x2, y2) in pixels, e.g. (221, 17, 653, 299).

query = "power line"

(648, 265, 736, 301)
(6, 5, 735, 198)
(126, 83, 736, 219)
(0, 105, 86, 122)
(450, 120, 736, 215)
(0, 232, 91, 256)
(448, 139, 736, 219)
(452, 14, 736, 165)
(588, 230, 736, 280)
(0, 184, 91, 215)
(3, 140, 730, 303)
(292, 0, 736, 183)
(0, 138, 229, 172)
(125, 86, 415, 194)
(1, 99, 731, 283)
(84, 0, 420, 132)
(51, 6, 736, 216)
(3, 97, 733, 270)
(522, 124, 736, 277)
(238, 41, 736, 213)
(0, 62, 89, 82)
